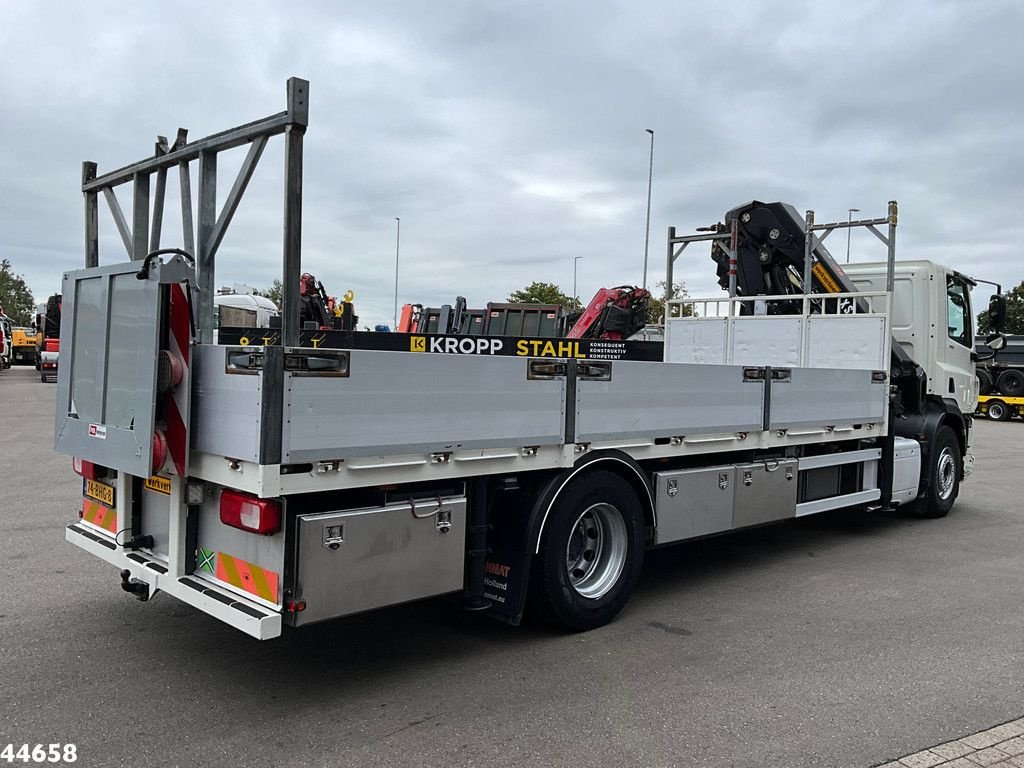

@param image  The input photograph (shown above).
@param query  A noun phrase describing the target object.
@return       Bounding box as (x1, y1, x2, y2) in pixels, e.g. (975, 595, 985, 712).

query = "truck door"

(940, 273, 976, 412)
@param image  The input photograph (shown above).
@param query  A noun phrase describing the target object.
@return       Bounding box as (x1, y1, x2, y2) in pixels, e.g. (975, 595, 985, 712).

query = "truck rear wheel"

(997, 369, 1024, 396)
(911, 425, 961, 518)
(532, 470, 645, 630)
(987, 399, 1010, 421)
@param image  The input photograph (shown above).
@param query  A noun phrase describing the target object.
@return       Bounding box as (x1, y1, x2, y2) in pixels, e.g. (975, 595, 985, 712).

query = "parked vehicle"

(975, 394, 1024, 421)
(36, 294, 61, 381)
(976, 335, 1024, 396)
(0, 315, 11, 371)
(56, 80, 1004, 640)
(214, 286, 279, 330)
(10, 326, 41, 365)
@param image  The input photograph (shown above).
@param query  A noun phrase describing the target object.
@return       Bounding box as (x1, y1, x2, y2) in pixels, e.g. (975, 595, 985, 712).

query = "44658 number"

(0, 745, 77, 764)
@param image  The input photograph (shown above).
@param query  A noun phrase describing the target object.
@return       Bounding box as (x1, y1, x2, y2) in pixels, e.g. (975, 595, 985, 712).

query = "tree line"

(0, 259, 35, 325)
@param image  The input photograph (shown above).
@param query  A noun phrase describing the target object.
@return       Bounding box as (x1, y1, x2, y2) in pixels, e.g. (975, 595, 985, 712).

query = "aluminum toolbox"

(653, 465, 735, 544)
(289, 497, 467, 625)
(732, 458, 798, 528)
(653, 458, 798, 544)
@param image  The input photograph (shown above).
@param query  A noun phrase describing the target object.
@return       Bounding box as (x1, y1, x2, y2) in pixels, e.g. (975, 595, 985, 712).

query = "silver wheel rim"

(565, 503, 628, 599)
(990, 403, 1005, 420)
(936, 447, 956, 500)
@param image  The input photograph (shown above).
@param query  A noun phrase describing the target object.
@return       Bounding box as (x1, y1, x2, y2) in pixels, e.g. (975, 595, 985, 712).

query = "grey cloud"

(1, 0, 1021, 324)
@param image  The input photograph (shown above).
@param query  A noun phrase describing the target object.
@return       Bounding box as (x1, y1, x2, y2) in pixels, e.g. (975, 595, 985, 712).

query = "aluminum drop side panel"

(575, 361, 764, 443)
(282, 350, 566, 461)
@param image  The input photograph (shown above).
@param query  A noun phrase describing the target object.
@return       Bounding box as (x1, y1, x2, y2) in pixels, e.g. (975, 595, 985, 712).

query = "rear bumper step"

(66, 524, 282, 639)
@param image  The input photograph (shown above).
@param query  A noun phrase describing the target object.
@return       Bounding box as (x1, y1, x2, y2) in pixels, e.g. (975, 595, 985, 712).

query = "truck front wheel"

(912, 425, 961, 518)
(532, 470, 645, 630)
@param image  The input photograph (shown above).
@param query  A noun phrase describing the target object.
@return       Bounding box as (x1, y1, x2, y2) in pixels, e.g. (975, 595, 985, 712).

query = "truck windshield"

(946, 276, 972, 348)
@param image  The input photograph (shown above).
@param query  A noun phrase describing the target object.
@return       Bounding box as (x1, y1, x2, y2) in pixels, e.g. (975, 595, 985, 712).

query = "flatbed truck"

(56, 79, 1004, 639)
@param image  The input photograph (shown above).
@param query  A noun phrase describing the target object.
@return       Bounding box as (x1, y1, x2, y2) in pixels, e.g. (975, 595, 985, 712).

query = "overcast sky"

(1, 0, 1021, 327)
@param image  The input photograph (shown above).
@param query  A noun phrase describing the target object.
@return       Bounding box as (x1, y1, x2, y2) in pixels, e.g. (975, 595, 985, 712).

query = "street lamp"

(573, 256, 583, 307)
(392, 217, 401, 330)
(846, 208, 860, 263)
(642, 128, 655, 291)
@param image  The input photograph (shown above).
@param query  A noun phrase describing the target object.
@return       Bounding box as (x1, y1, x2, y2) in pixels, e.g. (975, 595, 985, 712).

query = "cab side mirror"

(986, 333, 1007, 351)
(988, 294, 1007, 333)
(973, 332, 1008, 362)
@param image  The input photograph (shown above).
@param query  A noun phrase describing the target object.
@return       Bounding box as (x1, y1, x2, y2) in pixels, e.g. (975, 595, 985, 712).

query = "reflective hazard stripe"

(82, 499, 117, 534)
(214, 551, 279, 604)
(165, 283, 192, 476)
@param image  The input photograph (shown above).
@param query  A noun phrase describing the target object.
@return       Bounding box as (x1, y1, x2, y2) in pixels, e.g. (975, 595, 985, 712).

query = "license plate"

(84, 478, 115, 507)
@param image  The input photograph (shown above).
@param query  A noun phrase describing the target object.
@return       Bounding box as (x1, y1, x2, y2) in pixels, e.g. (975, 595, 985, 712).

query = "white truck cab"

(844, 260, 977, 414)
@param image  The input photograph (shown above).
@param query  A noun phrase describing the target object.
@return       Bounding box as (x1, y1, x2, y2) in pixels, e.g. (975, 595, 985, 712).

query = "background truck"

(975, 394, 1024, 421)
(0, 315, 11, 371)
(55, 79, 1004, 640)
(976, 335, 1024, 396)
(36, 293, 61, 382)
(10, 326, 41, 365)
(213, 286, 279, 331)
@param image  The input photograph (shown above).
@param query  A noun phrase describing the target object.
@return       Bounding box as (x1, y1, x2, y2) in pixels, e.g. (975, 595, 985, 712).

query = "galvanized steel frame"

(664, 201, 899, 303)
(81, 77, 309, 346)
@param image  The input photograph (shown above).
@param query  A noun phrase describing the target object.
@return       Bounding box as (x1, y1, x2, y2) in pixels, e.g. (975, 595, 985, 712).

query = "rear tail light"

(220, 490, 281, 535)
(72, 458, 106, 480)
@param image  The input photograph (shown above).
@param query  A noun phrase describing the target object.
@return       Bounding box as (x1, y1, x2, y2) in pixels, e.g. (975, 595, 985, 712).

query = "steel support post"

(665, 226, 676, 306)
(150, 136, 170, 252)
(803, 209, 815, 293)
(131, 172, 150, 261)
(197, 151, 217, 344)
(886, 200, 898, 293)
(83, 162, 99, 268)
(179, 166, 195, 258)
(728, 219, 738, 299)
(281, 78, 308, 347)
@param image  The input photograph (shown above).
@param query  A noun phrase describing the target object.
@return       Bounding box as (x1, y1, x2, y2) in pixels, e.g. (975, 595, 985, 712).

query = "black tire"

(987, 399, 1010, 421)
(532, 470, 646, 631)
(911, 425, 961, 518)
(996, 369, 1024, 396)
(976, 369, 993, 396)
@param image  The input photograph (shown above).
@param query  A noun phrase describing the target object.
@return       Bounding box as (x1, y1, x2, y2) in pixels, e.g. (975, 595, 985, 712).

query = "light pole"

(642, 128, 655, 291)
(846, 208, 860, 263)
(573, 256, 583, 307)
(392, 217, 400, 330)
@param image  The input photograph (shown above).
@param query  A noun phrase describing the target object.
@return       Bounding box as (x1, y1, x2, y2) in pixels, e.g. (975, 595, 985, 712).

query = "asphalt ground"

(1, 364, 1022, 768)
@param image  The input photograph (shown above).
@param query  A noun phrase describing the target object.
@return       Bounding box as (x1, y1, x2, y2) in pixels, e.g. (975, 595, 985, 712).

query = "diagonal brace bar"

(864, 224, 890, 247)
(102, 187, 133, 257)
(205, 135, 268, 260)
